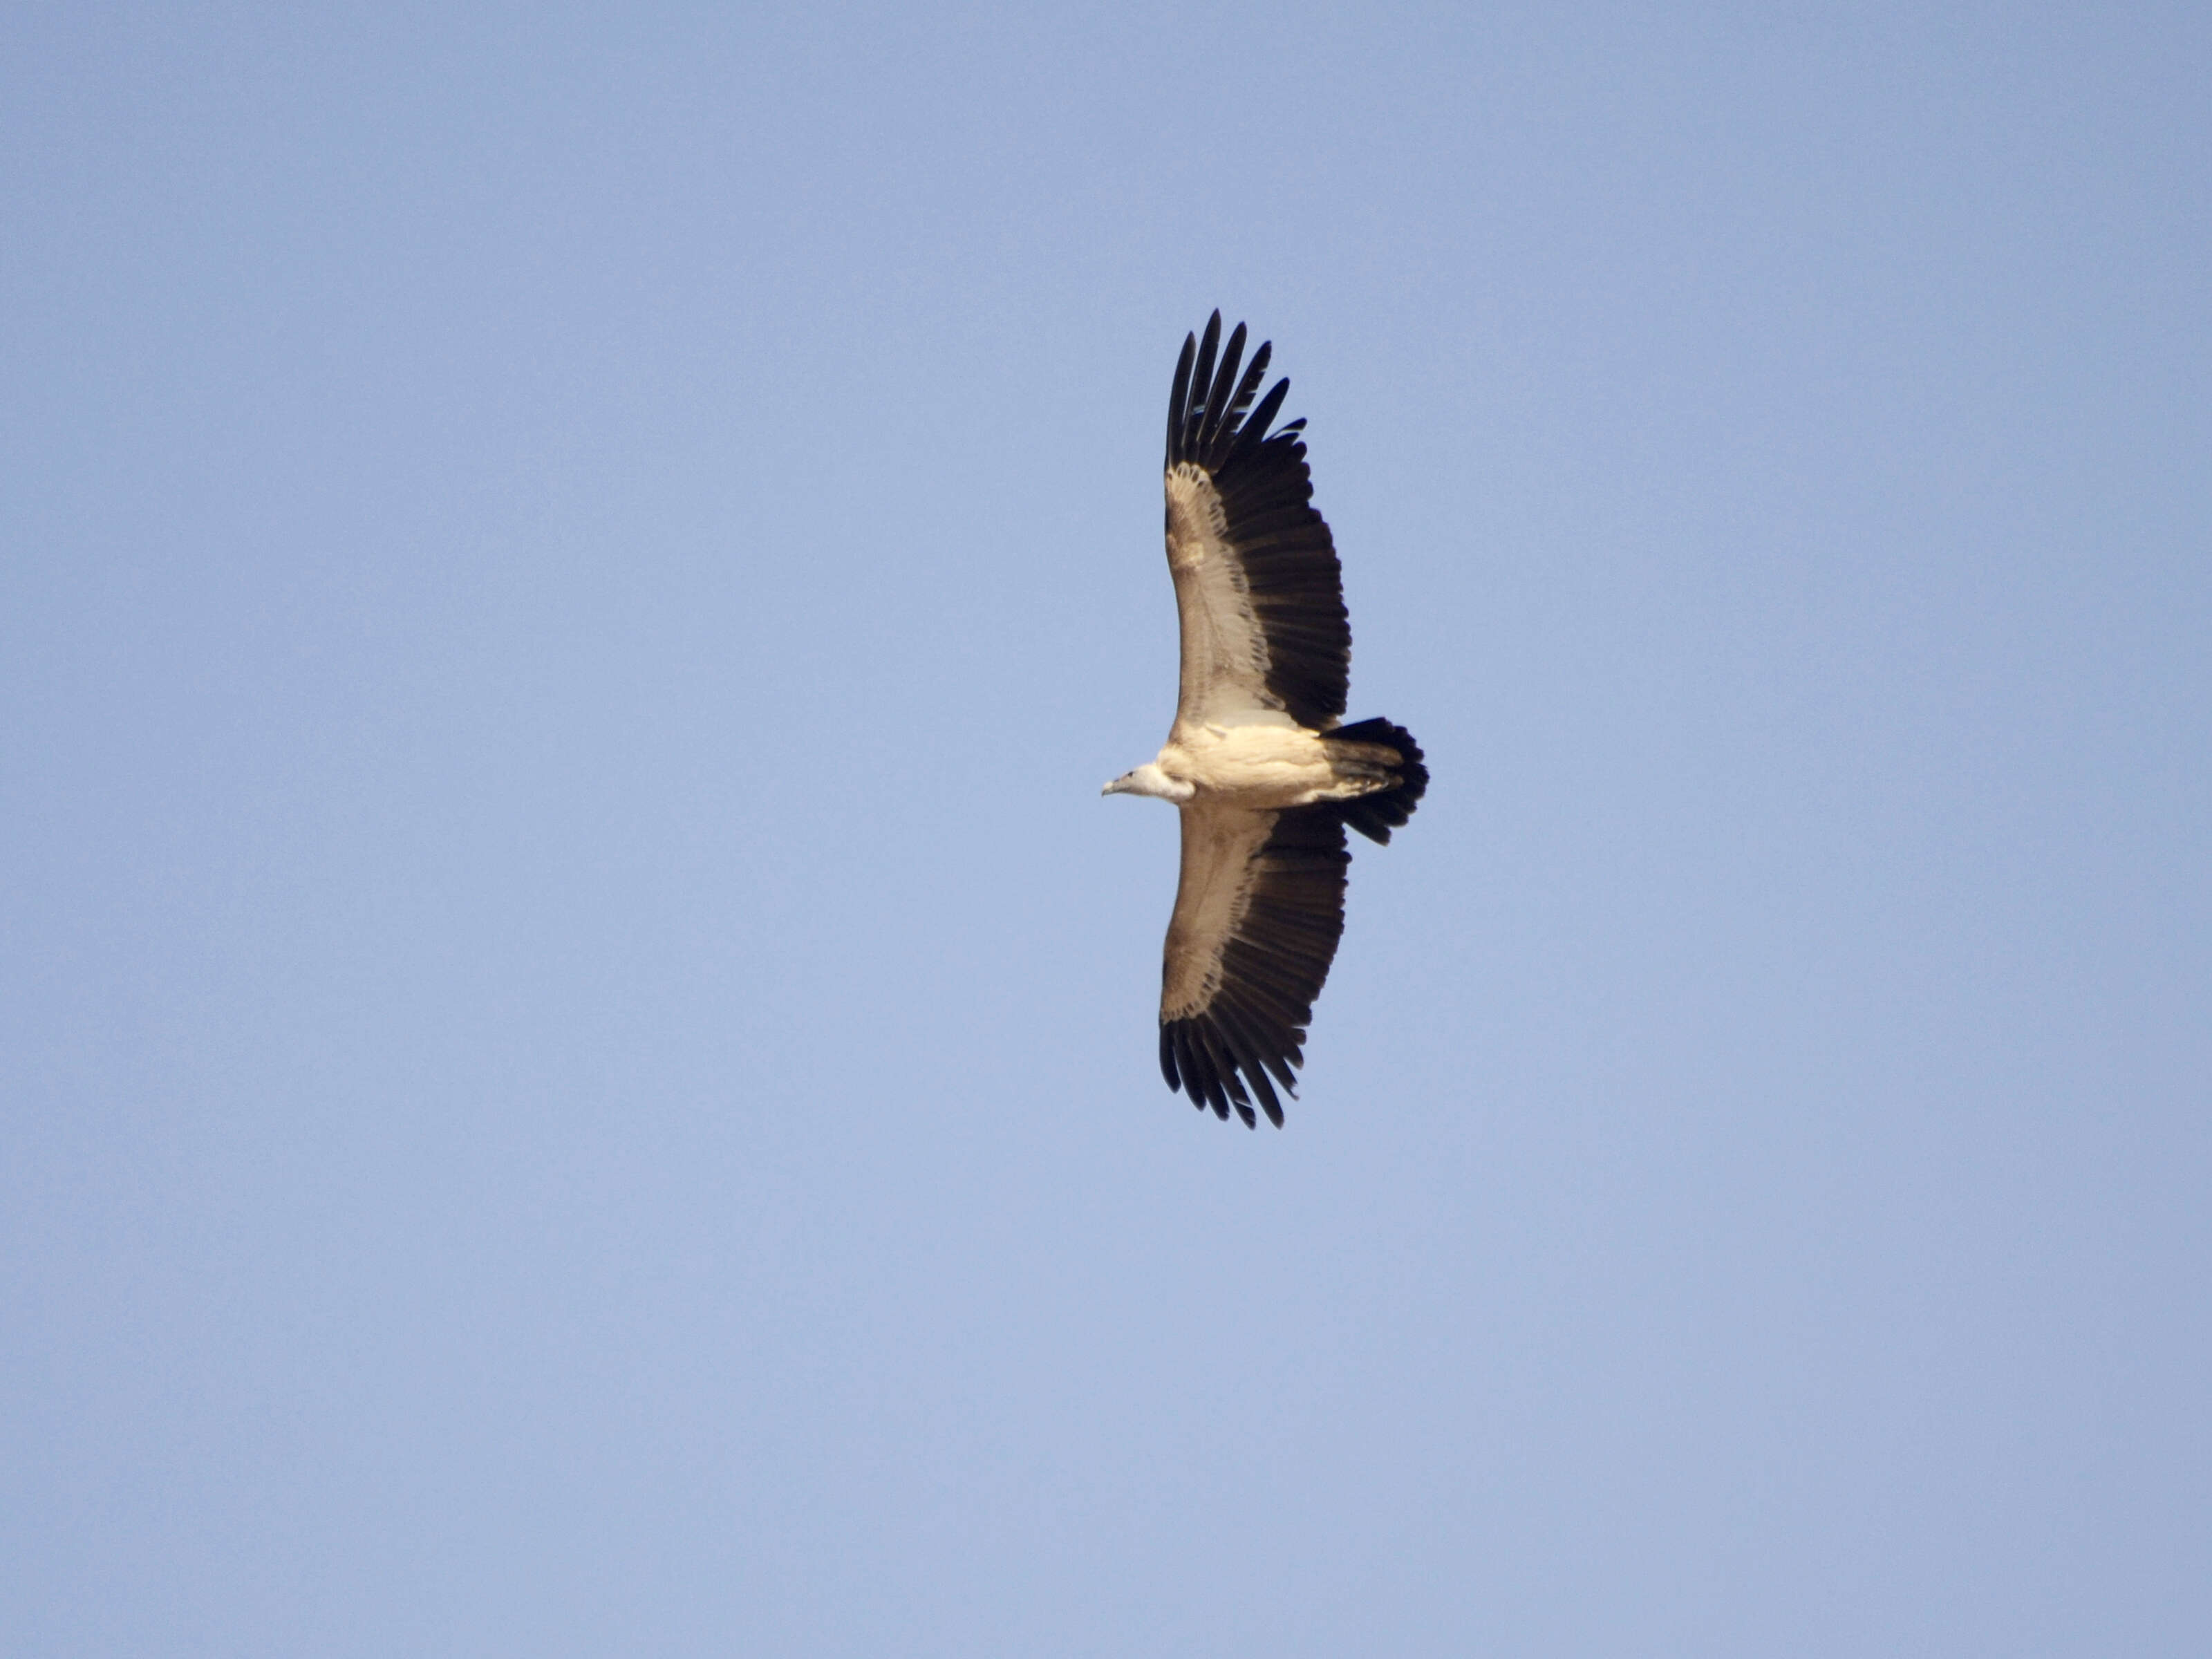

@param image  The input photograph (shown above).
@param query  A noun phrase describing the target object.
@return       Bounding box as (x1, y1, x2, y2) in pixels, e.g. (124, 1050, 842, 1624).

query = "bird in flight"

(1103, 312, 1427, 1128)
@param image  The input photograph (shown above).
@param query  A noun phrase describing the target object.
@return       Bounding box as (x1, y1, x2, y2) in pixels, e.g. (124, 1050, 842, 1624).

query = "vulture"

(1103, 312, 1427, 1128)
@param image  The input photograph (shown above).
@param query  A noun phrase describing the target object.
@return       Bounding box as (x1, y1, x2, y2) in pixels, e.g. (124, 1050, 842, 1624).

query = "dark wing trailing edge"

(1159, 805, 1350, 1128)
(1165, 312, 1350, 731)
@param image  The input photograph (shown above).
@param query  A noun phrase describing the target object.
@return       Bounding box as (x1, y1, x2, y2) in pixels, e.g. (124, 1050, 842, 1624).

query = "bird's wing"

(1159, 800, 1350, 1127)
(1163, 312, 1349, 735)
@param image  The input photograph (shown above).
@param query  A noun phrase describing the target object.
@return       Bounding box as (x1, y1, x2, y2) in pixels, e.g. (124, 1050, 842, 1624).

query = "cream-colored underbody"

(1103, 721, 1403, 809)
(1159, 721, 1375, 809)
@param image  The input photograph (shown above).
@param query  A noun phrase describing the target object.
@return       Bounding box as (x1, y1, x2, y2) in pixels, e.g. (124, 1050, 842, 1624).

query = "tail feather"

(1327, 718, 1427, 844)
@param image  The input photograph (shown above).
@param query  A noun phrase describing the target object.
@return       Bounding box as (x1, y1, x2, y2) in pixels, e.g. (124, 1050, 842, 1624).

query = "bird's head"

(1101, 763, 1191, 801)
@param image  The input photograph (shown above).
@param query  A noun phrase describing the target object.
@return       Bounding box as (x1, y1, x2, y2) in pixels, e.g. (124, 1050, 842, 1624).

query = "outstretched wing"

(1158, 801, 1350, 1128)
(1163, 312, 1349, 735)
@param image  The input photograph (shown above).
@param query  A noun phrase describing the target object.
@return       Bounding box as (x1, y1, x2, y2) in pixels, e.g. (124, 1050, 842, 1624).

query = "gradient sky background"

(5, 3, 2207, 1653)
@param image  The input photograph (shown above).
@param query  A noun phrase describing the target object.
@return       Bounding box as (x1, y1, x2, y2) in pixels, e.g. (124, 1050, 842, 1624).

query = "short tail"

(1327, 718, 1428, 844)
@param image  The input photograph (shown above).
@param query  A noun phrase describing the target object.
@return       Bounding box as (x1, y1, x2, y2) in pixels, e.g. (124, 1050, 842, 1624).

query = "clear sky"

(4, 3, 2206, 1653)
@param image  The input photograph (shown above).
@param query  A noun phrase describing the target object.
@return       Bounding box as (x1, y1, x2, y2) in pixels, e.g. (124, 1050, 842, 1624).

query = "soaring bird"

(1103, 312, 1427, 1127)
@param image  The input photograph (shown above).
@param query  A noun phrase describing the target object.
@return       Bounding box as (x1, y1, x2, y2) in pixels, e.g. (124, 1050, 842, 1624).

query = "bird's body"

(1114, 719, 1412, 813)
(1104, 313, 1427, 1128)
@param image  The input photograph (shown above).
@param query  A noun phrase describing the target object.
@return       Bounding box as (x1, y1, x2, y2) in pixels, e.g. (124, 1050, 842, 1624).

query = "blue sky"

(4, 3, 2207, 1653)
